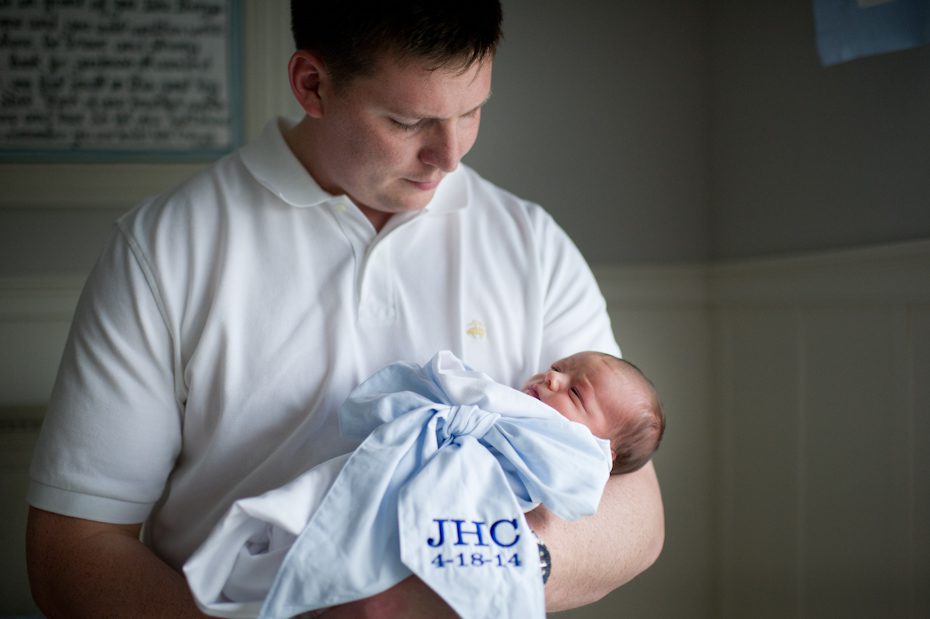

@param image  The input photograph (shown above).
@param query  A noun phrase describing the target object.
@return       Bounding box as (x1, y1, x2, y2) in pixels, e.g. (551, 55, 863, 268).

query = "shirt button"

(334, 202, 347, 212)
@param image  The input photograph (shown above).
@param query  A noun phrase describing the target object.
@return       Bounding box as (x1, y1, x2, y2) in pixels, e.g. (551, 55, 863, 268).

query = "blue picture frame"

(0, 0, 245, 162)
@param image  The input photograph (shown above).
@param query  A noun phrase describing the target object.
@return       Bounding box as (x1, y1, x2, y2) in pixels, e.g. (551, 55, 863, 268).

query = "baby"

(186, 350, 665, 618)
(521, 351, 665, 475)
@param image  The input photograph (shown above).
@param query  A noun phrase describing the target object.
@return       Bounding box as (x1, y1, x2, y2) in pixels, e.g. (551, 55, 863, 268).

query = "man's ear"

(288, 50, 328, 119)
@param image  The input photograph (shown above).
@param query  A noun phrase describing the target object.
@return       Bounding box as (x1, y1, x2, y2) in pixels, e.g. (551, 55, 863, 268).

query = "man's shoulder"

(456, 164, 553, 225)
(118, 151, 257, 234)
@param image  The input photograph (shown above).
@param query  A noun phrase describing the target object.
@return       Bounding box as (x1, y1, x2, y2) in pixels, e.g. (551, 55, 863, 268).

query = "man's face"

(310, 55, 492, 226)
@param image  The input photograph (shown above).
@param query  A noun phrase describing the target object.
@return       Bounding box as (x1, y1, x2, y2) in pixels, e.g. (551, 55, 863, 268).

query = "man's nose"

(421, 122, 459, 172)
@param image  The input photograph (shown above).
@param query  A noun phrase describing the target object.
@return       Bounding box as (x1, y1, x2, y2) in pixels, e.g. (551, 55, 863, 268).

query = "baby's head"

(521, 351, 665, 475)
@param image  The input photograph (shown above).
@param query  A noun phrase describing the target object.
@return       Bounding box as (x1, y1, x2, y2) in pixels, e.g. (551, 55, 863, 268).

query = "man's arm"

(26, 507, 207, 618)
(526, 461, 664, 611)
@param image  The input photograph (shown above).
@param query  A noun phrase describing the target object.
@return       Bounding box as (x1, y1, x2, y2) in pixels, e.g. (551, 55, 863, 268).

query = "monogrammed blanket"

(184, 351, 611, 619)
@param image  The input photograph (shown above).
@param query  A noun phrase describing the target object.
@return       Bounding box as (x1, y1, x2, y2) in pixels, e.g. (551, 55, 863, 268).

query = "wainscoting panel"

(715, 307, 803, 619)
(0, 408, 43, 615)
(0, 277, 81, 406)
(712, 240, 930, 619)
(914, 306, 930, 617)
(802, 307, 913, 618)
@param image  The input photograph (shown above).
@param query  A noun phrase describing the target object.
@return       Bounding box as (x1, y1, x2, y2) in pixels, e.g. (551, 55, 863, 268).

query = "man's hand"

(319, 576, 456, 619)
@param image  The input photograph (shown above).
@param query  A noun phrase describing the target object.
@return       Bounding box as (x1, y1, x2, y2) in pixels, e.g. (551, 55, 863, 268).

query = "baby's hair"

(596, 353, 666, 475)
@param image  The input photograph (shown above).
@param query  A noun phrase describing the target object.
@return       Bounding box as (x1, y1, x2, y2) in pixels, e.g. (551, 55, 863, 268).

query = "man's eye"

(391, 118, 422, 131)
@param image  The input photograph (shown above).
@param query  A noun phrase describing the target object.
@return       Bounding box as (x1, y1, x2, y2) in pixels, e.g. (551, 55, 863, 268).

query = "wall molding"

(1, 236, 925, 321)
(596, 237, 930, 309)
(1, 238, 927, 408)
(0, 276, 82, 321)
(593, 263, 709, 307)
(708, 238, 930, 306)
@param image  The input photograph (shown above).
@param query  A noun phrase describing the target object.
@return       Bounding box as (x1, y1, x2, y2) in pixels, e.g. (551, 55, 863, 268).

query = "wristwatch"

(530, 529, 551, 584)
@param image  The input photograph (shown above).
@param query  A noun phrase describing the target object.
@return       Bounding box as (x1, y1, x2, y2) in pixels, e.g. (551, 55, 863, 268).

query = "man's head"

(286, 2, 502, 230)
(290, 1, 503, 92)
(521, 352, 665, 475)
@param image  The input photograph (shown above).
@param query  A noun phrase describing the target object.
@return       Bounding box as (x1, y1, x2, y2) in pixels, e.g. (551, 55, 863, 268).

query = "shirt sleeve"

(533, 209, 621, 366)
(28, 222, 182, 525)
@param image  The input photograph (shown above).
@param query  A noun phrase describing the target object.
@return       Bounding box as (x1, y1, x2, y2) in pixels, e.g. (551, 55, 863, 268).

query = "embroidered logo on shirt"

(465, 320, 486, 339)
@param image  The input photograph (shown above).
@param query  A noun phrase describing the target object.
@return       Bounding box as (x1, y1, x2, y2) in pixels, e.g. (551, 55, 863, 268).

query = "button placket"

(357, 235, 396, 324)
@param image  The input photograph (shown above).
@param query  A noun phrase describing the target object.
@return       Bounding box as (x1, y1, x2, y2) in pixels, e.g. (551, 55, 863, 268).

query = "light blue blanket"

(185, 351, 611, 618)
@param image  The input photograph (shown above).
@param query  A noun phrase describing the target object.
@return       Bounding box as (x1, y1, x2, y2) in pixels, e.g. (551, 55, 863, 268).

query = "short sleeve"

(28, 223, 182, 524)
(534, 211, 621, 365)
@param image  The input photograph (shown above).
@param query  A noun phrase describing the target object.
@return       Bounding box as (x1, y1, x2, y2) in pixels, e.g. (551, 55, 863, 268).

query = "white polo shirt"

(28, 117, 619, 569)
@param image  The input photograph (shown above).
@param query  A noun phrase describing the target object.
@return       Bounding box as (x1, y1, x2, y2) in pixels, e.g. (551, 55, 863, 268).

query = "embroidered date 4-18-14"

(431, 551, 522, 568)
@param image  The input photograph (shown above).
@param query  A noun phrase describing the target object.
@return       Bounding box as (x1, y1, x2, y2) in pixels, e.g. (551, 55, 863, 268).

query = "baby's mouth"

(522, 385, 540, 400)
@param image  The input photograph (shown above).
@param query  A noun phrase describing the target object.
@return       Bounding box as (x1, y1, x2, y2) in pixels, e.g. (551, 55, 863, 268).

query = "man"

(26, 2, 663, 617)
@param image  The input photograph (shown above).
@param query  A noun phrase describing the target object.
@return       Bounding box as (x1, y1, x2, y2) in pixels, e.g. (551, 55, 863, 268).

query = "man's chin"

(392, 190, 438, 213)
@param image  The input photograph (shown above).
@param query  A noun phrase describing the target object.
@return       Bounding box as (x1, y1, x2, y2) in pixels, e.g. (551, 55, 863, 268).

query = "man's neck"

(283, 117, 391, 233)
(356, 205, 393, 233)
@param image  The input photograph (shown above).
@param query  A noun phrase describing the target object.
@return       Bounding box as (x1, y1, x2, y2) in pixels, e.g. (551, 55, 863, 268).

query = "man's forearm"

(525, 461, 664, 611)
(26, 507, 207, 619)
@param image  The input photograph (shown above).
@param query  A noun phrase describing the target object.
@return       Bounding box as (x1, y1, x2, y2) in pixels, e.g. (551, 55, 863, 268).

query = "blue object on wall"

(813, 0, 930, 65)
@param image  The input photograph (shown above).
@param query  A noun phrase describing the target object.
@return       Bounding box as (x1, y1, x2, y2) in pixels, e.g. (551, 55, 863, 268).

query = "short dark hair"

(600, 355, 666, 476)
(290, 1, 503, 88)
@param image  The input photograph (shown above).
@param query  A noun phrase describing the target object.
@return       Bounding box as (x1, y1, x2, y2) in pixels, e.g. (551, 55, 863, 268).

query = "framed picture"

(0, 0, 244, 162)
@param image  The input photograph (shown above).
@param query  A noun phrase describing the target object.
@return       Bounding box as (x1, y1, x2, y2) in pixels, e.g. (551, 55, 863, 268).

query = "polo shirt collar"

(239, 117, 331, 208)
(239, 116, 469, 214)
(425, 163, 468, 215)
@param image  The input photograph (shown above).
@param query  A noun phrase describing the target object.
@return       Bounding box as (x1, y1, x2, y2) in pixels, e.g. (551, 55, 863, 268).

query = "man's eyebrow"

(391, 91, 493, 121)
(471, 91, 493, 113)
(449, 91, 494, 119)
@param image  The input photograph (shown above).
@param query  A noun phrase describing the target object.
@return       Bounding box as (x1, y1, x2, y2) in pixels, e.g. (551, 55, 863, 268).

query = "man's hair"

(601, 355, 666, 476)
(290, 1, 503, 89)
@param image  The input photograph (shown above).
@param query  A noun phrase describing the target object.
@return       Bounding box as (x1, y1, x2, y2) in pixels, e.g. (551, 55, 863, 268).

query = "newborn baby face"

(520, 352, 622, 454)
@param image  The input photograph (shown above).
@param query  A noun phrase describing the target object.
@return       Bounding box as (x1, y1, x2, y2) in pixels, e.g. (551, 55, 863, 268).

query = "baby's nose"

(544, 370, 563, 391)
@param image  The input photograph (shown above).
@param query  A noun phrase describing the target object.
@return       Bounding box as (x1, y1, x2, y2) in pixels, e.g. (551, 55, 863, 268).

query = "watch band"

(531, 529, 551, 585)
